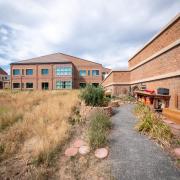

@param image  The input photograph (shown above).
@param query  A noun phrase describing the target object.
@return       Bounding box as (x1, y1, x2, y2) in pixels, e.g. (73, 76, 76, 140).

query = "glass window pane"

(26, 69, 33, 75)
(56, 67, 72, 76)
(13, 69, 20, 75)
(79, 70, 86, 76)
(41, 69, 48, 75)
(92, 70, 99, 76)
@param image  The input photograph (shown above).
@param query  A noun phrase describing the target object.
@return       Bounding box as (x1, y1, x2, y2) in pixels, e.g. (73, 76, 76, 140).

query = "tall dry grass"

(134, 103, 173, 147)
(0, 90, 79, 163)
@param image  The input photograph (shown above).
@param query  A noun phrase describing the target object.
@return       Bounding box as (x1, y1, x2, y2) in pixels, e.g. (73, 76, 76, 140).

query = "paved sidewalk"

(109, 104, 180, 180)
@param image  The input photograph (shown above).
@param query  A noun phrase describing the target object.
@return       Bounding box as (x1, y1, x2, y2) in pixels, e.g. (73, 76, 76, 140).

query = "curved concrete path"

(109, 104, 180, 180)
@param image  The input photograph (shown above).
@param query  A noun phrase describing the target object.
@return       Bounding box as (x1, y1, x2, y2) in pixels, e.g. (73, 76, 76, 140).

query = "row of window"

(13, 83, 33, 89)
(13, 68, 100, 77)
(12, 81, 72, 89)
(13, 67, 73, 76)
(79, 70, 99, 76)
(0, 76, 8, 80)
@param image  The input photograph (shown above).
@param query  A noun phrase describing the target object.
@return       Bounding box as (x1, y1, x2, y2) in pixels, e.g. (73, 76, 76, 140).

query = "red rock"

(65, 147, 78, 157)
(73, 139, 86, 148)
(174, 148, 180, 157)
(79, 146, 90, 155)
(95, 148, 108, 159)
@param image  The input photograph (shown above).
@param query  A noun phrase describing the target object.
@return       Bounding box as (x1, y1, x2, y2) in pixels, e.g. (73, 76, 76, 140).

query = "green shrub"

(135, 103, 172, 146)
(88, 111, 111, 149)
(80, 85, 108, 106)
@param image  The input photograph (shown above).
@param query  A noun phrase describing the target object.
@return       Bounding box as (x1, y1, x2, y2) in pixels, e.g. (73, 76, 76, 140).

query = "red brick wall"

(11, 63, 73, 90)
(11, 58, 105, 89)
(130, 45, 180, 82)
(102, 71, 130, 87)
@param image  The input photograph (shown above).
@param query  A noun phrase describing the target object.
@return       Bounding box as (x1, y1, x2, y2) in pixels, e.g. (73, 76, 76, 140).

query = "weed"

(135, 103, 173, 147)
(88, 110, 111, 149)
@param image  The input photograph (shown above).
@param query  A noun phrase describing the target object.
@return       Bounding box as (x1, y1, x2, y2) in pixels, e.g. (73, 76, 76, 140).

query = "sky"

(0, 0, 179, 73)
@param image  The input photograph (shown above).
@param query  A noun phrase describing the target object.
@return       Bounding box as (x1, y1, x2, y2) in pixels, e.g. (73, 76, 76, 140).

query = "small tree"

(80, 85, 107, 106)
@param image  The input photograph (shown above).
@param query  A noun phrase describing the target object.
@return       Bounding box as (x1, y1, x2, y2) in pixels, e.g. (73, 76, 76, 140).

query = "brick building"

(0, 67, 10, 89)
(102, 14, 180, 109)
(11, 53, 110, 90)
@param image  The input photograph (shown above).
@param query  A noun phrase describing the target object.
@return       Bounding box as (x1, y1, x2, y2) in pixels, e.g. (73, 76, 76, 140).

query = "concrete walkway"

(109, 104, 180, 180)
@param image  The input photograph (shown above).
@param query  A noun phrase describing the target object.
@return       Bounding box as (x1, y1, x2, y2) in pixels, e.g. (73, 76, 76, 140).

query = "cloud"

(0, 0, 179, 73)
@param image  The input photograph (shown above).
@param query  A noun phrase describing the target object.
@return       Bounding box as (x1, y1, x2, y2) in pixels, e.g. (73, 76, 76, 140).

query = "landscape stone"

(79, 145, 90, 155)
(73, 139, 85, 148)
(95, 148, 108, 159)
(65, 147, 78, 157)
(174, 148, 180, 157)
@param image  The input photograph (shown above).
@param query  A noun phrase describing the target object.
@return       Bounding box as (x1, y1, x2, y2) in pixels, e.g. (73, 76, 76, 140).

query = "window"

(13, 83, 20, 89)
(92, 70, 99, 76)
(41, 69, 49, 75)
(56, 67, 72, 76)
(13, 69, 20, 75)
(26, 83, 33, 89)
(79, 70, 86, 76)
(42, 82, 49, 90)
(92, 83, 99, 87)
(26, 69, 33, 75)
(79, 83, 86, 88)
(88, 70, 90, 76)
(56, 81, 72, 89)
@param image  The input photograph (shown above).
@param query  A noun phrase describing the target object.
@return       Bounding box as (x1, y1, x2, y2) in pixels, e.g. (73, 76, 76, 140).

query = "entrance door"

(42, 82, 49, 90)
(0, 82, 3, 89)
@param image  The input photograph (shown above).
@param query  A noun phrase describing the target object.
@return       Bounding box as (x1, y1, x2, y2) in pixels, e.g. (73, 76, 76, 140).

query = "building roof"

(11, 52, 102, 66)
(0, 67, 8, 75)
(128, 13, 180, 62)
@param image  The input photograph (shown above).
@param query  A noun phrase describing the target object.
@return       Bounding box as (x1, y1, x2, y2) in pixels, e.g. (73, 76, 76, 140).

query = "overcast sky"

(0, 0, 179, 73)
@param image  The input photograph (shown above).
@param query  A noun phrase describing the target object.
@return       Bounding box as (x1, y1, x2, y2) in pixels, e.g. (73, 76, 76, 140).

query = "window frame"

(92, 70, 100, 76)
(56, 80, 72, 89)
(26, 82, 33, 89)
(26, 69, 33, 75)
(56, 67, 72, 76)
(79, 70, 87, 77)
(13, 69, 20, 76)
(13, 83, 20, 89)
(41, 69, 49, 75)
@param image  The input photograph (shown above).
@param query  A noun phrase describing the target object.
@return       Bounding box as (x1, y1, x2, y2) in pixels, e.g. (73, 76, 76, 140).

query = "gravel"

(109, 104, 180, 180)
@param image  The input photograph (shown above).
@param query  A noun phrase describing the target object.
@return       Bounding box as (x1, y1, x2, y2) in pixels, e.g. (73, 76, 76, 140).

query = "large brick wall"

(11, 54, 107, 90)
(102, 15, 180, 109)
(11, 63, 73, 90)
(129, 16, 180, 69)
(102, 71, 130, 96)
(130, 45, 180, 83)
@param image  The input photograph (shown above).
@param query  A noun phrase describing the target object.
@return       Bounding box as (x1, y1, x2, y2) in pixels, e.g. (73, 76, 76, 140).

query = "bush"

(88, 111, 111, 149)
(135, 103, 173, 146)
(80, 85, 108, 106)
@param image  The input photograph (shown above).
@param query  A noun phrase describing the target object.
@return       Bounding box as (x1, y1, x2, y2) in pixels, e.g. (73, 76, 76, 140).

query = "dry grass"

(0, 90, 79, 164)
(134, 103, 173, 147)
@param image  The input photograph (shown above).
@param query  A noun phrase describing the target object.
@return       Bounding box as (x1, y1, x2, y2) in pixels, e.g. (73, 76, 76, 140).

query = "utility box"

(157, 88, 169, 95)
